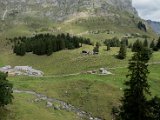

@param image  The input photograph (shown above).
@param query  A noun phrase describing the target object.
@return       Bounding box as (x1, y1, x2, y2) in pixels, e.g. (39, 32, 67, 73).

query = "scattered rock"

(99, 68, 112, 75)
(0, 65, 44, 77)
(34, 98, 40, 102)
(46, 101, 53, 107)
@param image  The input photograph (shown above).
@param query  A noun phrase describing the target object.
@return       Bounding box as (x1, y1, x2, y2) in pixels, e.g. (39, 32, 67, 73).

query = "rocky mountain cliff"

(0, 0, 137, 21)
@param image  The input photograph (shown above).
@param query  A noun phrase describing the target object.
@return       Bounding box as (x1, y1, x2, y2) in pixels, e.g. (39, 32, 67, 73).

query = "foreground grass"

(0, 45, 159, 119)
(7, 63, 160, 120)
(1, 93, 79, 120)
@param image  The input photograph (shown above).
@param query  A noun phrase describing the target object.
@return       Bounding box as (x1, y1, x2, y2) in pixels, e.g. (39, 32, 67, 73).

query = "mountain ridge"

(0, 0, 137, 21)
(147, 20, 160, 35)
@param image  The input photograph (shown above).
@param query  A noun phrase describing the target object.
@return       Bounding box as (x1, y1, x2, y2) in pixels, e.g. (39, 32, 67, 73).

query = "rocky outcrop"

(0, 0, 137, 21)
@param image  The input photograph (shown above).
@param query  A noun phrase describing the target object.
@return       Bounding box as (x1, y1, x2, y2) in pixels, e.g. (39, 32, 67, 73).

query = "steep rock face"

(0, 0, 137, 21)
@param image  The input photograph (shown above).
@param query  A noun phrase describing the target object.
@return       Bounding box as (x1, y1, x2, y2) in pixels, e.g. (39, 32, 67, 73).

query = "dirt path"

(13, 89, 102, 120)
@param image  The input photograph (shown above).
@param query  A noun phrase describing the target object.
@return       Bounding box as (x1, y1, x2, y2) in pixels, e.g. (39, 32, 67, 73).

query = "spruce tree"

(93, 42, 100, 53)
(143, 38, 148, 48)
(107, 44, 110, 51)
(116, 51, 151, 120)
(117, 43, 126, 59)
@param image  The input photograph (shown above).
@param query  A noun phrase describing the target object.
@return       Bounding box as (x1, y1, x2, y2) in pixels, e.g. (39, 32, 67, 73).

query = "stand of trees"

(11, 33, 92, 56)
(104, 37, 129, 48)
(104, 37, 121, 47)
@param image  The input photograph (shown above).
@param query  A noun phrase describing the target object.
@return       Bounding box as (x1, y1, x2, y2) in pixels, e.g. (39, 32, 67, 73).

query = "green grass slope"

(0, 45, 160, 119)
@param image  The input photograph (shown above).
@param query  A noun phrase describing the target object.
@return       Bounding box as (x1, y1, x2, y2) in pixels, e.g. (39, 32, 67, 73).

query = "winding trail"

(13, 89, 102, 120)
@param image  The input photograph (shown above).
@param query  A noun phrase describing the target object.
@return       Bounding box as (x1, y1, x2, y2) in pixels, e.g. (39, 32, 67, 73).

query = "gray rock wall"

(0, 0, 137, 21)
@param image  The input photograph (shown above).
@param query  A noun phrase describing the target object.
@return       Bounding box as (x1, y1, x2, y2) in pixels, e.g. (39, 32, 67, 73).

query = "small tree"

(0, 72, 13, 107)
(93, 42, 100, 53)
(117, 44, 126, 59)
(143, 38, 148, 48)
(93, 46, 99, 53)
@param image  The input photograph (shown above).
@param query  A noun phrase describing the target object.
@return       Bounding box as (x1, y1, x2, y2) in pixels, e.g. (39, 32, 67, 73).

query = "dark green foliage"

(121, 38, 128, 46)
(114, 50, 151, 120)
(141, 48, 153, 62)
(147, 96, 160, 120)
(117, 44, 126, 59)
(93, 46, 99, 53)
(93, 42, 100, 53)
(132, 40, 143, 52)
(138, 21, 147, 32)
(150, 40, 159, 51)
(143, 38, 148, 48)
(104, 37, 120, 47)
(11, 33, 91, 56)
(150, 40, 155, 49)
(128, 43, 132, 49)
(156, 37, 160, 49)
(0, 72, 13, 107)
(153, 46, 159, 51)
(46, 40, 53, 56)
(14, 43, 26, 56)
(107, 44, 110, 51)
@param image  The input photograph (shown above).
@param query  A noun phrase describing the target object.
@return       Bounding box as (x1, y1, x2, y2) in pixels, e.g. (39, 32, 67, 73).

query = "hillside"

(0, 0, 137, 21)
(0, 0, 157, 42)
(0, 1, 160, 120)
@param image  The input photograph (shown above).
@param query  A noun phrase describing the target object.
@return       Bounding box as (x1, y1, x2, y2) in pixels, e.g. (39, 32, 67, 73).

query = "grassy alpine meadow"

(0, 45, 130, 75)
(0, 42, 160, 119)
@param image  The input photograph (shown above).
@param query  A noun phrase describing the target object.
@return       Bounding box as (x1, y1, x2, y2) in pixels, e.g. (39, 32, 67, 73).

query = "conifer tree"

(143, 38, 148, 48)
(115, 50, 151, 120)
(117, 43, 126, 59)
(132, 40, 143, 52)
(150, 40, 155, 49)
